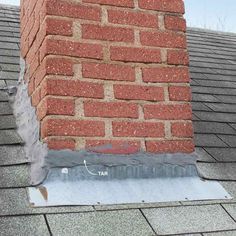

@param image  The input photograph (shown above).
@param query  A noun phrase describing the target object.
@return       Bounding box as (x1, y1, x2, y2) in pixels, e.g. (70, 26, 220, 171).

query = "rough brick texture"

(21, 0, 194, 153)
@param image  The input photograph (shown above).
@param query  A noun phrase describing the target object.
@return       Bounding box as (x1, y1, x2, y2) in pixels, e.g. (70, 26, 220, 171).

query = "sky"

(185, 0, 236, 33)
(0, 0, 19, 6)
(0, 0, 236, 33)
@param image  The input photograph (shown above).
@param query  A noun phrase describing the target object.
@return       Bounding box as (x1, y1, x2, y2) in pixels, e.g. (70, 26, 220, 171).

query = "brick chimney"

(20, 0, 194, 154)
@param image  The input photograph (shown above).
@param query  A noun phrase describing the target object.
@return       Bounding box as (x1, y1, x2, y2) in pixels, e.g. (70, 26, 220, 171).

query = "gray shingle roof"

(0, 4, 236, 236)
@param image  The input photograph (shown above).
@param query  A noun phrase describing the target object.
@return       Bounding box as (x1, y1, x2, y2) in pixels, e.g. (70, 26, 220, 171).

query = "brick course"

(21, 0, 194, 153)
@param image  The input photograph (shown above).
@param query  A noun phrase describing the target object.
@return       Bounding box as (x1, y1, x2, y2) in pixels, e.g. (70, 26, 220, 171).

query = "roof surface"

(0, 4, 236, 236)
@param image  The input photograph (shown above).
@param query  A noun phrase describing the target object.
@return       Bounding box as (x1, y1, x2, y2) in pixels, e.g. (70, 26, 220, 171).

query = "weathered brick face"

(20, 0, 194, 153)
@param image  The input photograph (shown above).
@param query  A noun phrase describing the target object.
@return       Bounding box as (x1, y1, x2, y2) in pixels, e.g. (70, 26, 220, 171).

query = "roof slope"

(188, 28, 236, 181)
(0, 4, 236, 236)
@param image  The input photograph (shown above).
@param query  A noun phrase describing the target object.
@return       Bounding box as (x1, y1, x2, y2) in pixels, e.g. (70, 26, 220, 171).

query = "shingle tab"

(142, 205, 236, 235)
(205, 148, 236, 162)
(0, 91, 8, 101)
(218, 135, 236, 147)
(205, 103, 236, 113)
(204, 231, 236, 236)
(198, 163, 236, 180)
(0, 165, 30, 187)
(0, 130, 22, 144)
(194, 111, 236, 123)
(192, 101, 212, 111)
(223, 204, 236, 221)
(194, 134, 228, 147)
(195, 147, 216, 162)
(0, 115, 16, 129)
(0, 102, 13, 115)
(46, 210, 154, 236)
(0, 145, 27, 165)
(193, 121, 236, 135)
(0, 215, 50, 236)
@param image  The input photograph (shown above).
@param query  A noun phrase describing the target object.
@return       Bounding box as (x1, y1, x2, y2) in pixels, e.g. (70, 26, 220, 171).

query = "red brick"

(114, 84, 164, 101)
(46, 0, 101, 21)
(142, 67, 189, 83)
(164, 15, 186, 32)
(28, 77, 35, 95)
(22, 13, 35, 41)
(86, 140, 141, 154)
(140, 31, 186, 49)
(37, 97, 75, 120)
(41, 79, 104, 99)
(169, 86, 192, 101)
(41, 38, 103, 61)
(82, 0, 134, 8)
(41, 119, 105, 138)
(46, 57, 74, 75)
(26, 40, 39, 64)
(146, 140, 194, 153)
(84, 101, 138, 118)
(171, 122, 194, 138)
(20, 38, 29, 58)
(167, 50, 189, 65)
(144, 104, 192, 120)
(29, 53, 39, 77)
(35, 0, 45, 22)
(108, 9, 158, 28)
(27, 29, 46, 63)
(110, 46, 161, 63)
(46, 18, 73, 36)
(113, 121, 165, 137)
(31, 88, 41, 106)
(46, 138, 76, 150)
(28, 12, 40, 47)
(21, 13, 28, 36)
(82, 24, 134, 42)
(34, 57, 74, 87)
(138, 0, 185, 14)
(82, 62, 135, 81)
(28, 0, 37, 16)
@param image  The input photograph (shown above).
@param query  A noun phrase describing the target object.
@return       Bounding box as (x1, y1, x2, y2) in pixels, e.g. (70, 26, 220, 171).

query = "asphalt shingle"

(203, 231, 236, 236)
(195, 147, 216, 162)
(223, 204, 236, 221)
(0, 165, 30, 187)
(193, 121, 236, 135)
(0, 102, 12, 115)
(194, 134, 228, 147)
(0, 115, 16, 129)
(0, 145, 27, 165)
(46, 210, 155, 236)
(0, 215, 50, 236)
(217, 135, 236, 147)
(0, 130, 23, 145)
(205, 103, 236, 113)
(198, 163, 236, 180)
(204, 148, 236, 162)
(194, 111, 236, 123)
(0, 90, 8, 100)
(142, 205, 236, 235)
